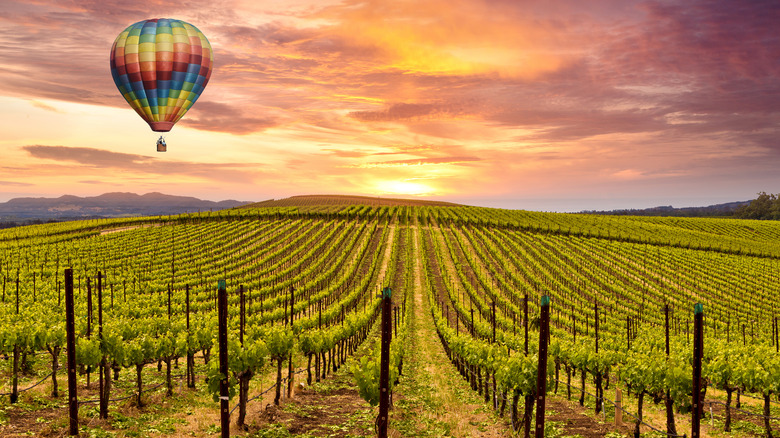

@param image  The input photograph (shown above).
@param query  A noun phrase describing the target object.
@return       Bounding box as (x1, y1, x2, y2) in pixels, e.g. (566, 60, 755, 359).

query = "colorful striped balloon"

(110, 18, 213, 132)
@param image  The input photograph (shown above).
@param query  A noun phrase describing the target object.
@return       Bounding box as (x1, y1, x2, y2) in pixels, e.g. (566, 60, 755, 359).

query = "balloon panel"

(110, 18, 213, 132)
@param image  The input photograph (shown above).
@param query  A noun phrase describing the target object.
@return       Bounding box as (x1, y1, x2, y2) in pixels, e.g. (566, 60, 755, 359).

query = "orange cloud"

(21, 145, 265, 184)
(0, 0, 778, 210)
(314, 0, 576, 78)
(354, 156, 481, 168)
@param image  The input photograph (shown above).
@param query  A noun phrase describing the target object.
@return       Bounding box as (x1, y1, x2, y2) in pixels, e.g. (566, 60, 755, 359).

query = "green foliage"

(263, 325, 295, 360)
(206, 366, 237, 403)
(734, 191, 780, 220)
(76, 337, 102, 368)
(228, 333, 267, 373)
(353, 353, 381, 406)
(3, 201, 780, 435)
(123, 335, 156, 367)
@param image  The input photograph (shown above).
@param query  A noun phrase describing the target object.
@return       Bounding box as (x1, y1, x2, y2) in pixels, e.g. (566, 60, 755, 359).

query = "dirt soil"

(547, 396, 634, 438)
(248, 373, 375, 437)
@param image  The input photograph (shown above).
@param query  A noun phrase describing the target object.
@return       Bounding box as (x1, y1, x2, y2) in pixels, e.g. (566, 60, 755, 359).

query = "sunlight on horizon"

(374, 179, 436, 196)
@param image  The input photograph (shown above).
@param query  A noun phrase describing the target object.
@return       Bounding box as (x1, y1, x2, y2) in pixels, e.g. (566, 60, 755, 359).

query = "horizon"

(1, 0, 778, 211)
(0, 190, 753, 214)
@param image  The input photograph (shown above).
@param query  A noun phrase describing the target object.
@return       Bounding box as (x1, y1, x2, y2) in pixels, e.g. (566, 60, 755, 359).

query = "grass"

(387, 256, 511, 437)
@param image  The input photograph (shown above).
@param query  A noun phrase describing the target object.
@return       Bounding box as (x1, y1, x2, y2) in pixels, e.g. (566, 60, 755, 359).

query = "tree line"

(733, 192, 780, 220)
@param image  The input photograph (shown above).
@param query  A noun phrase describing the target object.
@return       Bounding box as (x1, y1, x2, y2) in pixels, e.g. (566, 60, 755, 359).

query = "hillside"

(244, 194, 463, 208)
(0, 192, 252, 219)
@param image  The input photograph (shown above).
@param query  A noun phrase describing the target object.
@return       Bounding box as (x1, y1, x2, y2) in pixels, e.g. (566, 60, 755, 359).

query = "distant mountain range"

(581, 201, 750, 217)
(0, 192, 755, 226)
(0, 192, 253, 220)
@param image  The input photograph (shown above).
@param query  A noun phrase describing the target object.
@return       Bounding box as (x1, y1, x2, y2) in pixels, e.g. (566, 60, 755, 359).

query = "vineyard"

(1, 199, 780, 438)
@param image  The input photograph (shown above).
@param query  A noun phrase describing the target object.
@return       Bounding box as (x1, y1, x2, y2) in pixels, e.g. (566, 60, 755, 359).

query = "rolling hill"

(0, 192, 251, 219)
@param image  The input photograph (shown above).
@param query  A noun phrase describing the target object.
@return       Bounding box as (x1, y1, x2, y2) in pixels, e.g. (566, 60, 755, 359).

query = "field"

(1, 197, 779, 438)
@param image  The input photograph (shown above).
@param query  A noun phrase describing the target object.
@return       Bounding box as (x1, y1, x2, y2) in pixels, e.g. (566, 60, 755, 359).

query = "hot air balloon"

(110, 18, 213, 152)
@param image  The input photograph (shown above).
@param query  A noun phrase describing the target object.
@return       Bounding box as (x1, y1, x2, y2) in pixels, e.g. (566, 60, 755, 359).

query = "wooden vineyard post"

(742, 323, 746, 346)
(470, 307, 475, 337)
(186, 284, 195, 388)
(775, 316, 779, 353)
(65, 269, 78, 436)
(98, 272, 109, 420)
(290, 286, 295, 323)
(491, 299, 497, 409)
(492, 299, 496, 344)
(615, 388, 623, 426)
(535, 295, 550, 438)
(287, 286, 295, 400)
(239, 285, 245, 345)
(626, 316, 631, 350)
(664, 305, 671, 355)
(217, 280, 229, 438)
(691, 303, 704, 438)
(594, 302, 599, 353)
(86, 277, 92, 388)
(11, 270, 19, 404)
(665, 304, 677, 436)
(394, 306, 399, 338)
(377, 286, 392, 438)
(524, 294, 529, 355)
(594, 302, 602, 415)
(165, 281, 173, 397)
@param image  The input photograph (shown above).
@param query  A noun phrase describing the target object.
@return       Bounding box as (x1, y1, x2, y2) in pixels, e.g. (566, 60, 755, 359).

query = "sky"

(0, 0, 778, 212)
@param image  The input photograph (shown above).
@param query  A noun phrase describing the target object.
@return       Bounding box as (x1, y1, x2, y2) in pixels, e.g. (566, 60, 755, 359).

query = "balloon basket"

(156, 136, 167, 152)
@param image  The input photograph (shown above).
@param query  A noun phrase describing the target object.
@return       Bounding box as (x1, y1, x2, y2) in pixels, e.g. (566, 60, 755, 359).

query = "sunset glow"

(1, 0, 778, 211)
(375, 180, 436, 197)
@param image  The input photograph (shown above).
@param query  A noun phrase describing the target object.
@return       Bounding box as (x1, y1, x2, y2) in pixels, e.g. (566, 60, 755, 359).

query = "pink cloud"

(179, 101, 279, 134)
(356, 156, 482, 168)
(21, 145, 264, 183)
(1, 0, 778, 208)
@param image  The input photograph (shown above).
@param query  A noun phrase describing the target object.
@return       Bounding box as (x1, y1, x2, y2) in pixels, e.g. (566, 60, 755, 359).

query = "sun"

(375, 180, 435, 196)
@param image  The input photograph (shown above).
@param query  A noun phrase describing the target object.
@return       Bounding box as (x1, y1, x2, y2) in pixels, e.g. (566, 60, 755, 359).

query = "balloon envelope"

(110, 18, 213, 132)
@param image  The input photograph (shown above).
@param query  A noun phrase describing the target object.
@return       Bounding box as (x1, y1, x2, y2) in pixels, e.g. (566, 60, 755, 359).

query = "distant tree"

(735, 192, 780, 220)
(770, 197, 780, 220)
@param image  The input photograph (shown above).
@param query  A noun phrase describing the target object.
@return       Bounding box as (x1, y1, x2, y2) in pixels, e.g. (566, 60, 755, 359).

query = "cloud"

(571, 0, 780, 144)
(22, 145, 264, 183)
(356, 156, 482, 168)
(6, 0, 773, 146)
(0, 180, 34, 186)
(349, 102, 474, 122)
(30, 100, 63, 113)
(24, 145, 147, 167)
(320, 148, 372, 158)
(78, 180, 113, 185)
(1, 0, 779, 208)
(179, 101, 280, 134)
